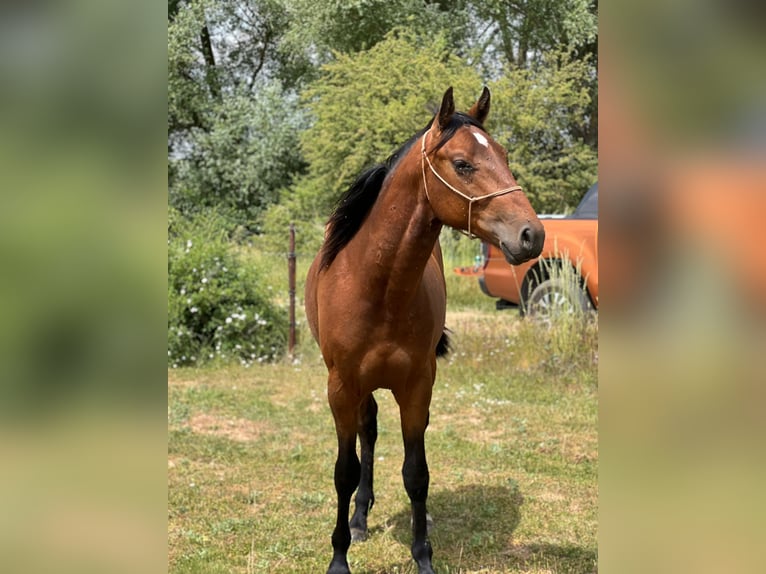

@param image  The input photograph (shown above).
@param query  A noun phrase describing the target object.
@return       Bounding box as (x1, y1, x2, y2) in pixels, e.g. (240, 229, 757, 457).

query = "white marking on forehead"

(472, 130, 489, 148)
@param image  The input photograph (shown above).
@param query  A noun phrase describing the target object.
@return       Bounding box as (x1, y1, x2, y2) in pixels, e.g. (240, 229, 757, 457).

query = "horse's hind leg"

(350, 394, 378, 542)
(327, 376, 361, 574)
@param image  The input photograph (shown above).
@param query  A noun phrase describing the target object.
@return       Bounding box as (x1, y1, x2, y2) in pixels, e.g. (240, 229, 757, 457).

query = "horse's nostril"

(519, 225, 533, 249)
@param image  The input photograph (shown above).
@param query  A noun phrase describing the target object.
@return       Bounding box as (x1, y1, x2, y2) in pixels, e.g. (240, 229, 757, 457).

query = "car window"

(575, 183, 598, 219)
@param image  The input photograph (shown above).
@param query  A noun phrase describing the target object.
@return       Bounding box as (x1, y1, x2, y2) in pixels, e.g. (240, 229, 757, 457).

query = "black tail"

(435, 329, 451, 358)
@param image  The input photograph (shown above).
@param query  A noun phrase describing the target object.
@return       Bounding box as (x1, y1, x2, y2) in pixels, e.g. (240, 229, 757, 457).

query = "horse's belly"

(356, 344, 415, 391)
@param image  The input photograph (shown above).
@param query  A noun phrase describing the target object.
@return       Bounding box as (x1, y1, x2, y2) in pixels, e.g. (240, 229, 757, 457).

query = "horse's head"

(421, 87, 544, 265)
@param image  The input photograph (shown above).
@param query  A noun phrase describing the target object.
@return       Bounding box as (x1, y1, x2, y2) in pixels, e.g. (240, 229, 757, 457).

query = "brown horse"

(305, 87, 544, 574)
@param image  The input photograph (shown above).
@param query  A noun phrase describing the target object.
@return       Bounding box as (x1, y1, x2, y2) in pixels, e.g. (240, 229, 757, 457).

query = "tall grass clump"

(168, 208, 287, 368)
(517, 311, 598, 376)
(519, 255, 598, 373)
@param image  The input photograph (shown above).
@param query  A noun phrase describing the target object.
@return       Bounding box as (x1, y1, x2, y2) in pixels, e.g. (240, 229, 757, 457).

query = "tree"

(261, 29, 481, 250)
(489, 49, 597, 214)
(465, 0, 598, 148)
(170, 81, 307, 230)
(168, 0, 216, 139)
(282, 0, 470, 59)
(168, 0, 310, 230)
(466, 0, 597, 71)
(168, 0, 311, 143)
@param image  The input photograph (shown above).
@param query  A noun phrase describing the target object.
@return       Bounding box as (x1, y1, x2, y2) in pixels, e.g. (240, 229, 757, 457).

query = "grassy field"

(168, 257, 598, 574)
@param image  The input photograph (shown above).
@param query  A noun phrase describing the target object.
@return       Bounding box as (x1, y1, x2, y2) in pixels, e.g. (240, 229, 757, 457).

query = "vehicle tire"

(524, 277, 592, 321)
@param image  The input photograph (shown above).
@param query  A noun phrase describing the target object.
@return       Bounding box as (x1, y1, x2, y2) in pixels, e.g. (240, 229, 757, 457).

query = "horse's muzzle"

(500, 223, 544, 264)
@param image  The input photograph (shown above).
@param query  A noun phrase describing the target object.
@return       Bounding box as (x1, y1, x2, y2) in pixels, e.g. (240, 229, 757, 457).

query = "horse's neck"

(356, 164, 442, 302)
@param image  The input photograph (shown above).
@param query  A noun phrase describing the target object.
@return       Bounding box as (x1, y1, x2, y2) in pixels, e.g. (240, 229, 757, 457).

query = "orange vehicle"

(479, 182, 598, 316)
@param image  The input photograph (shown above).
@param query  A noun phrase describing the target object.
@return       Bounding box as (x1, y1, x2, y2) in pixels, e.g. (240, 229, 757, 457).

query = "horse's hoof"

(327, 558, 351, 574)
(350, 526, 367, 543)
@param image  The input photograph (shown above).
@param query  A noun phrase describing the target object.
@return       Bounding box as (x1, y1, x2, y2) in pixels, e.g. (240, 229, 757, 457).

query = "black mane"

(319, 112, 486, 269)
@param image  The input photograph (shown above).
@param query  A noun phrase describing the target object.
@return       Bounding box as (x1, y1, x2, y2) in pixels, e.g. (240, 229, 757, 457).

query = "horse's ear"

(436, 87, 455, 131)
(468, 86, 491, 124)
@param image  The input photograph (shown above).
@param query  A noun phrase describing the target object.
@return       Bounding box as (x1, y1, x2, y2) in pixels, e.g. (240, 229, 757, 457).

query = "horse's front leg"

(350, 394, 378, 542)
(327, 377, 361, 574)
(396, 381, 436, 574)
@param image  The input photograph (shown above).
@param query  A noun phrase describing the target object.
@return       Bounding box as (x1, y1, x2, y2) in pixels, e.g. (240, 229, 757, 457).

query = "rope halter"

(420, 131, 522, 239)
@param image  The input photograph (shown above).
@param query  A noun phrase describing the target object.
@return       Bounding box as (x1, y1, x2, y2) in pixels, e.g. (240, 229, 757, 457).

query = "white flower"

(225, 317, 232, 324)
(201, 277, 208, 284)
(190, 306, 198, 313)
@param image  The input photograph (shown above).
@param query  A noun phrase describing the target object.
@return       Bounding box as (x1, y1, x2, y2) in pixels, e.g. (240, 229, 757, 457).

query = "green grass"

(168, 293, 597, 573)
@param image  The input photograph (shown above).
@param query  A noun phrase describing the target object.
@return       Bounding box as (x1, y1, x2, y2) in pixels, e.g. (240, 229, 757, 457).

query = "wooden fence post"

(288, 223, 297, 357)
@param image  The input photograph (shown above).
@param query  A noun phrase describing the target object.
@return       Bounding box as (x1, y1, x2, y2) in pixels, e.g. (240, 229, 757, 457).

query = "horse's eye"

(453, 160, 474, 175)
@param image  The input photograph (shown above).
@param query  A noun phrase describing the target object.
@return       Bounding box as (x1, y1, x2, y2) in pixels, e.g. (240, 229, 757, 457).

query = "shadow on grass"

(380, 484, 595, 573)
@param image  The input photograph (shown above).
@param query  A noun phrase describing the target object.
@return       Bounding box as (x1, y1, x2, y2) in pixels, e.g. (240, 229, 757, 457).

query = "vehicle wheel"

(524, 277, 592, 321)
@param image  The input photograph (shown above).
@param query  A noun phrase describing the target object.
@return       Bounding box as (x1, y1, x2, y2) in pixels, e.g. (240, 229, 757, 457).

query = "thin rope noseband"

(420, 131, 522, 238)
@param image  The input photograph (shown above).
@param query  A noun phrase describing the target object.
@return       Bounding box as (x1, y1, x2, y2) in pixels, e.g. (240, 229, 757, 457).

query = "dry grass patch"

(187, 413, 274, 443)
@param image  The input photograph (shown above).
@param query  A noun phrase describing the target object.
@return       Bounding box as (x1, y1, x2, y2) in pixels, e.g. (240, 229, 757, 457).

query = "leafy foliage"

(301, 32, 479, 208)
(168, 0, 309, 139)
(168, 0, 214, 135)
(170, 82, 307, 231)
(469, 0, 597, 69)
(168, 208, 287, 367)
(489, 50, 598, 213)
(262, 30, 481, 249)
(282, 0, 469, 57)
(168, 1, 310, 231)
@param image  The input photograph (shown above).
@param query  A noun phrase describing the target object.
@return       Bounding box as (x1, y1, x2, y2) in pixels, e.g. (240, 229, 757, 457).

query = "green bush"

(168, 209, 287, 367)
